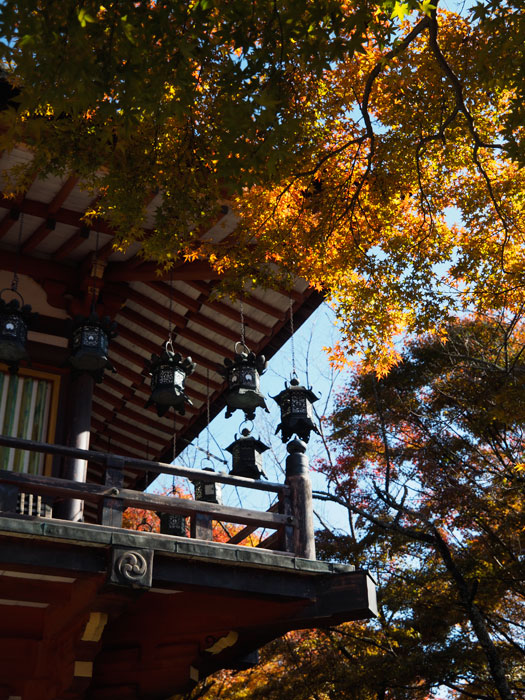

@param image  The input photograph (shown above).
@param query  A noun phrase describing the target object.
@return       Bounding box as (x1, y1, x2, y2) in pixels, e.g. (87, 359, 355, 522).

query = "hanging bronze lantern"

(273, 377, 321, 443)
(145, 343, 196, 417)
(218, 345, 269, 420)
(0, 289, 38, 373)
(159, 512, 187, 537)
(69, 313, 117, 381)
(192, 466, 222, 504)
(226, 428, 268, 480)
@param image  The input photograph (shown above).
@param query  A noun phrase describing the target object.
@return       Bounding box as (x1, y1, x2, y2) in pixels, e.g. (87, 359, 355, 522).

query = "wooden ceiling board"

(0, 145, 32, 173)
(137, 283, 193, 319)
(25, 173, 65, 203)
(93, 387, 173, 440)
(61, 183, 94, 212)
(93, 408, 168, 451)
(2, 213, 41, 247)
(26, 221, 78, 254)
(201, 208, 238, 243)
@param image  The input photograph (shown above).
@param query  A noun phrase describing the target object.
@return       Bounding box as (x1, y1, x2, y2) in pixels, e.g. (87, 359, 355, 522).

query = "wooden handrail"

(226, 502, 281, 545)
(0, 434, 288, 494)
(0, 434, 318, 559)
(0, 469, 292, 530)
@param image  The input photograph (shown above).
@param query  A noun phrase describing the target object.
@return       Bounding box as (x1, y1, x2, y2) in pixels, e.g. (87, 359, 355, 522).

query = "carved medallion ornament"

(109, 547, 153, 588)
(117, 551, 147, 580)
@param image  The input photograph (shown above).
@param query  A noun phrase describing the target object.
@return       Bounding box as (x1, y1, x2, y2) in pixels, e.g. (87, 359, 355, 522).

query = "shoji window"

(0, 367, 60, 475)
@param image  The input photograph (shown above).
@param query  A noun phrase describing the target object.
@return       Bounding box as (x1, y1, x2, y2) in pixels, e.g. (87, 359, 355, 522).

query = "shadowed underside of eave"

(0, 516, 377, 700)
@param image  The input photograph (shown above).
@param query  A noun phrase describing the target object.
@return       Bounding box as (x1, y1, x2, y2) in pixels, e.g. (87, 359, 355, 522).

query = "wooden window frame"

(0, 363, 61, 476)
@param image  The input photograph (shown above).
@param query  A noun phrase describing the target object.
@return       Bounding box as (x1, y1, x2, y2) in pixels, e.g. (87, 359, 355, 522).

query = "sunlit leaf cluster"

(1, 2, 523, 369)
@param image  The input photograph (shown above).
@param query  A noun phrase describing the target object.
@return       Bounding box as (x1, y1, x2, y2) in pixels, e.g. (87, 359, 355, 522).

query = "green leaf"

(418, 0, 436, 16)
(78, 8, 96, 28)
(390, 2, 410, 21)
(18, 34, 34, 48)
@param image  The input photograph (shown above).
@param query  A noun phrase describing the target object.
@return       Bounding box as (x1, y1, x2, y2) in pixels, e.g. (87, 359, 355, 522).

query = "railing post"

(285, 439, 315, 560)
(278, 490, 295, 554)
(99, 456, 125, 527)
(0, 484, 19, 514)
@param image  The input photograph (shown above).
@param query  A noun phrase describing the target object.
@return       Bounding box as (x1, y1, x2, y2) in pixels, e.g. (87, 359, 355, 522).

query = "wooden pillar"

(285, 439, 315, 560)
(60, 373, 94, 521)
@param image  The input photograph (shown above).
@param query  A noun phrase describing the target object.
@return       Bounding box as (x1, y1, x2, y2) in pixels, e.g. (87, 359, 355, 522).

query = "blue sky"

(150, 301, 353, 533)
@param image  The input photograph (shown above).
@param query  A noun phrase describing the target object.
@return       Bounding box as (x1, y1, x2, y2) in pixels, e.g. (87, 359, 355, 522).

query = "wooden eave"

(0, 149, 323, 480)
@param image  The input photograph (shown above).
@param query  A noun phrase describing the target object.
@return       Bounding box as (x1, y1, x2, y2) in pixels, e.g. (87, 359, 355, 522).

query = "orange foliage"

(122, 485, 261, 546)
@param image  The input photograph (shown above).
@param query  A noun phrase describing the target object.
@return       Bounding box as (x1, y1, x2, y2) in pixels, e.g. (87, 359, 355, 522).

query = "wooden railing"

(0, 434, 315, 558)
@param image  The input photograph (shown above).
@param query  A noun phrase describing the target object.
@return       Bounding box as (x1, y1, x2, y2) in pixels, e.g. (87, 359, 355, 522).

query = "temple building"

(0, 148, 376, 699)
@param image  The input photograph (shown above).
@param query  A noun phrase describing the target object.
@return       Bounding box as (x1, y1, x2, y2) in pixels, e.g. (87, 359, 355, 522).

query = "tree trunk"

(433, 530, 514, 700)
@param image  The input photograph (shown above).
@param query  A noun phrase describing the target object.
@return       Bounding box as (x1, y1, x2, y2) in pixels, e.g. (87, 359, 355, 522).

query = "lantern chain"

(167, 269, 174, 349)
(206, 368, 211, 460)
(91, 231, 100, 312)
(11, 212, 23, 293)
(173, 416, 177, 463)
(240, 299, 246, 349)
(289, 296, 297, 378)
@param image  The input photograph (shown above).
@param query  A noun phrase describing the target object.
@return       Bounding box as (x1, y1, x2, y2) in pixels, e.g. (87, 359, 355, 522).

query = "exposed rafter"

(118, 307, 226, 374)
(0, 171, 40, 241)
(106, 259, 220, 282)
(125, 287, 243, 345)
(92, 402, 166, 449)
(0, 195, 113, 233)
(21, 175, 80, 253)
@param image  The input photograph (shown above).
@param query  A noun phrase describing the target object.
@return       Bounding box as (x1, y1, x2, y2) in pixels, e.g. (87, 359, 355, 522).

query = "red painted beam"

(0, 249, 76, 284)
(0, 195, 113, 234)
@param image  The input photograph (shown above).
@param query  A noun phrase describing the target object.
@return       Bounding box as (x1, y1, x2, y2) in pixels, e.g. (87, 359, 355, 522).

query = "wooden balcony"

(0, 434, 377, 700)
